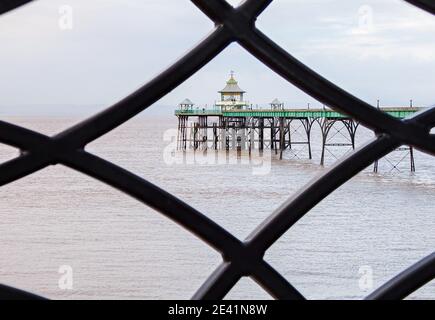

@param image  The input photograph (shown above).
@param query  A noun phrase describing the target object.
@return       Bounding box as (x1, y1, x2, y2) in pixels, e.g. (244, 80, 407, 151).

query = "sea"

(0, 114, 433, 300)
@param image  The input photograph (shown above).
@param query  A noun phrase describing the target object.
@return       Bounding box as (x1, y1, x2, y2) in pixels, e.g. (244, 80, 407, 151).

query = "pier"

(175, 74, 420, 171)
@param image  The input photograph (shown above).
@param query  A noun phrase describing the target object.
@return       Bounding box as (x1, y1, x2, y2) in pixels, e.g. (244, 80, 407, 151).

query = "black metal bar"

(366, 252, 435, 300)
(56, 26, 232, 148)
(246, 135, 400, 253)
(61, 150, 245, 256)
(0, 284, 46, 300)
(0, 121, 244, 255)
(192, 135, 399, 299)
(0, 0, 433, 301)
(0, 154, 50, 186)
(238, 0, 273, 19)
(251, 261, 305, 300)
(0, 0, 33, 15)
(192, 262, 242, 300)
(405, 0, 435, 15)
(237, 28, 435, 155)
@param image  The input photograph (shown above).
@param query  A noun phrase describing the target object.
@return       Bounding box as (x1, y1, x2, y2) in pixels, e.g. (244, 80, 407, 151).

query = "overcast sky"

(0, 0, 434, 116)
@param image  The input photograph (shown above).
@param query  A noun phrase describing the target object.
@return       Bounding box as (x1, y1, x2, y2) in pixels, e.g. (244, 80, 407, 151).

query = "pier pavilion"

(215, 71, 249, 110)
(175, 74, 420, 171)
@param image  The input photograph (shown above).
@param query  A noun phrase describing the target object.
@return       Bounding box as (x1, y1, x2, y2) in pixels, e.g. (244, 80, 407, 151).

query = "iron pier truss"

(176, 108, 420, 171)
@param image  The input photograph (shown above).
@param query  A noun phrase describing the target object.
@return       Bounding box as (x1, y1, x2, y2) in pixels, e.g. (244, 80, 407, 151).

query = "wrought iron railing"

(175, 108, 421, 118)
(0, 0, 434, 300)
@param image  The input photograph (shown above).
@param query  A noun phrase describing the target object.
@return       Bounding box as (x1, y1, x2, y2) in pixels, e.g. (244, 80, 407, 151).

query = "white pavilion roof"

(219, 75, 245, 93)
(179, 98, 194, 105)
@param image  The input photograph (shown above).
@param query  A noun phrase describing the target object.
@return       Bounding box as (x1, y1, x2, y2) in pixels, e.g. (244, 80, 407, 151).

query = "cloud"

(298, 1, 435, 61)
(0, 0, 434, 114)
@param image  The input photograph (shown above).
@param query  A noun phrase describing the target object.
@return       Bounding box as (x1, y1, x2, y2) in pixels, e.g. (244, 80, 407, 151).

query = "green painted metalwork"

(175, 108, 421, 119)
(175, 109, 222, 116)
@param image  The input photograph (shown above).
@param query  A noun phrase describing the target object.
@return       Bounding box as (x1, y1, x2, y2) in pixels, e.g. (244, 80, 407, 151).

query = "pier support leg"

(198, 116, 208, 150)
(177, 116, 181, 150)
(319, 119, 336, 166)
(270, 118, 275, 151)
(319, 118, 359, 166)
(231, 123, 236, 150)
(213, 122, 218, 150)
(286, 117, 312, 160)
(279, 117, 285, 160)
(183, 117, 188, 150)
(343, 119, 359, 150)
(193, 123, 199, 150)
(374, 145, 416, 173)
(302, 118, 313, 160)
(249, 117, 254, 156)
(259, 118, 264, 152)
(410, 146, 416, 172)
(177, 116, 188, 151)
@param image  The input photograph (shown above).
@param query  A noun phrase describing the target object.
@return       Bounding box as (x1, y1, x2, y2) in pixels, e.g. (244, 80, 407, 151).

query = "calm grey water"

(0, 115, 433, 300)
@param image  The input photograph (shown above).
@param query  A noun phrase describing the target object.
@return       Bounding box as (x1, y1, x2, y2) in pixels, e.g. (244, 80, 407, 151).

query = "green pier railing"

(175, 107, 421, 119)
